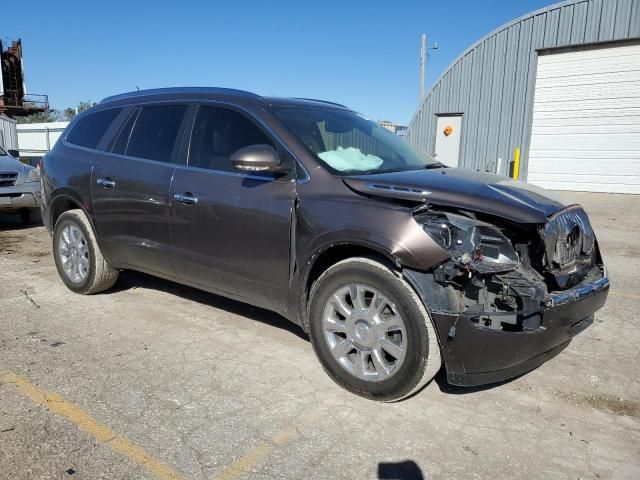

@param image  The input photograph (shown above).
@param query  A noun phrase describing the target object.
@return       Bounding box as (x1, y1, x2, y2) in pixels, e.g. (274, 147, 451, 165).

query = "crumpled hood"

(343, 167, 569, 224)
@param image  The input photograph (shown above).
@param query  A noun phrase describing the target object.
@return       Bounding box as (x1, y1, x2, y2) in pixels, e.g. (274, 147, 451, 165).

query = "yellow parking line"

(0, 371, 183, 480)
(213, 405, 326, 480)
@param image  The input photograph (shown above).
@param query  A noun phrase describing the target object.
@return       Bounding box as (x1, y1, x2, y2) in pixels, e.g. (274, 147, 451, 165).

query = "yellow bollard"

(512, 148, 521, 180)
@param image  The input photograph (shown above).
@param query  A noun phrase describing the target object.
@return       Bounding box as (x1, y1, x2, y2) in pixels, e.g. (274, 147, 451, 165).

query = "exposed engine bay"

(412, 204, 604, 333)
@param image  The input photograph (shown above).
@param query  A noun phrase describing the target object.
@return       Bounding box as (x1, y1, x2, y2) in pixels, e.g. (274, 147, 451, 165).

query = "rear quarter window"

(66, 108, 123, 150)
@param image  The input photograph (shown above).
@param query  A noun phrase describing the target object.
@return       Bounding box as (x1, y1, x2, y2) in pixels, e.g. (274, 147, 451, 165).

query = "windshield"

(270, 107, 439, 175)
(0, 145, 7, 156)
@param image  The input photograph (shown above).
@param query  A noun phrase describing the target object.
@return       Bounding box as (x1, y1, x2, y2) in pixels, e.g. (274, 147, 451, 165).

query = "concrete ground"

(0, 192, 638, 480)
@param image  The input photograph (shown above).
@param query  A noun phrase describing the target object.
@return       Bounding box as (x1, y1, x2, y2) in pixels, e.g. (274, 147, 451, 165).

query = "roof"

(100, 87, 349, 110)
(0, 115, 17, 124)
(100, 87, 261, 104)
(264, 97, 348, 109)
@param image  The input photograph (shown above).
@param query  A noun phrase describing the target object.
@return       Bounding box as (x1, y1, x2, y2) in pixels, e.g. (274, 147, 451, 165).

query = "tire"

(308, 257, 442, 401)
(52, 209, 119, 294)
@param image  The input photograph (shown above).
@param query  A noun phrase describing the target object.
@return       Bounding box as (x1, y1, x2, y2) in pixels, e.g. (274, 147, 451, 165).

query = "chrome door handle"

(96, 177, 116, 188)
(174, 193, 198, 205)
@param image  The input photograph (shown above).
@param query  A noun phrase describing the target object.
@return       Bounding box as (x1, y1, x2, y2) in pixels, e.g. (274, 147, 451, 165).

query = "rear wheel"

(308, 257, 441, 401)
(53, 209, 119, 294)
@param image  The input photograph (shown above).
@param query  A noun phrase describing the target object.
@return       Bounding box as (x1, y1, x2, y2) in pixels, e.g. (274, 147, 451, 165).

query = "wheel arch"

(48, 192, 98, 239)
(299, 241, 400, 332)
(49, 193, 113, 266)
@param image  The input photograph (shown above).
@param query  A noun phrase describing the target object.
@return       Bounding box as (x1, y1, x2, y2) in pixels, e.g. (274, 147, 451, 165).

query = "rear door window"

(66, 108, 123, 150)
(125, 105, 188, 163)
(188, 106, 275, 172)
(111, 108, 139, 155)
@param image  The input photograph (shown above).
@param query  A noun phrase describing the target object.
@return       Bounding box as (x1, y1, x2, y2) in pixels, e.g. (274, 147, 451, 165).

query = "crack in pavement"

(211, 404, 329, 480)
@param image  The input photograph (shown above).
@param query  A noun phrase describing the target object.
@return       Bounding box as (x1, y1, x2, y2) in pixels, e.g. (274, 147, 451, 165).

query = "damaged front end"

(405, 204, 610, 387)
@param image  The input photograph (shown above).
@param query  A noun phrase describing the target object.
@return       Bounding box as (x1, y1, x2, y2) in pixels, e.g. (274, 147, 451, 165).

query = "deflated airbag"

(318, 147, 383, 172)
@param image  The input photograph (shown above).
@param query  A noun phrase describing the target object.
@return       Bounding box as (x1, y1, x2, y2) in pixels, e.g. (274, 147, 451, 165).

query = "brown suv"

(41, 88, 609, 401)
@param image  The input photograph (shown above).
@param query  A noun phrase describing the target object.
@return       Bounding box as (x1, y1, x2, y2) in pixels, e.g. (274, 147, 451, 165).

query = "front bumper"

(407, 268, 610, 387)
(0, 182, 41, 212)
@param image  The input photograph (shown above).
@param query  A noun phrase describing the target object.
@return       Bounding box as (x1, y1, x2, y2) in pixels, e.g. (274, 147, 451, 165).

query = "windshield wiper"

(424, 162, 446, 169)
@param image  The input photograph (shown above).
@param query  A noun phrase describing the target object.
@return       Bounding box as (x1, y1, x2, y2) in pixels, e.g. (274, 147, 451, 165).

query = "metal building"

(0, 115, 18, 152)
(406, 0, 640, 194)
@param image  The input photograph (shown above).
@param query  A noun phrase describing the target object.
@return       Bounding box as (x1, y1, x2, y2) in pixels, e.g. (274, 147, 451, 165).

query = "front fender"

(301, 213, 449, 274)
(293, 223, 449, 332)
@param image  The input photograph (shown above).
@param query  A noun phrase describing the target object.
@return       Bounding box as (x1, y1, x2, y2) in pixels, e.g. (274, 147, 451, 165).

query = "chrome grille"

(543, 206, 595, 269)
(0, 172, 18, 187)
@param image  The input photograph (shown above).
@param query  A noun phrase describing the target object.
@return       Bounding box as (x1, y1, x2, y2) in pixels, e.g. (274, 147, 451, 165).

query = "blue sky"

(9, 0, 553, 124)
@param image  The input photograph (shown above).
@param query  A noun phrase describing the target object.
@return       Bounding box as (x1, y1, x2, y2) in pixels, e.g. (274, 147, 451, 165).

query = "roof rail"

(100, 87, 261, 104)
(292, 98, 348, 108)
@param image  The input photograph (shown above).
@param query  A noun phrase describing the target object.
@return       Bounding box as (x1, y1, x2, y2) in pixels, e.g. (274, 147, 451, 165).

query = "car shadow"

(378, 460, 425, 479)
(433, 366, 522, 395)
(0, 213, 43, 230)
(107, 271, 526, 392)
(110, 270, 310, 341)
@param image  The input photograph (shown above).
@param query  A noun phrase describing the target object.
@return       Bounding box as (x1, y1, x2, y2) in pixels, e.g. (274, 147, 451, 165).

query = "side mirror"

(231, 144, 283, 173)
(7, 149, 19, 158)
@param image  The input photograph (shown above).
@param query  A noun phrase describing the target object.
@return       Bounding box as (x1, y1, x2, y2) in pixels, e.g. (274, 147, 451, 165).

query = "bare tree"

(18, 100, 97, 123)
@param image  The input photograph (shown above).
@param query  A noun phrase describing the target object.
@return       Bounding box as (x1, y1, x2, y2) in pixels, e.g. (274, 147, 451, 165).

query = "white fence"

(17, 121, 69, 158)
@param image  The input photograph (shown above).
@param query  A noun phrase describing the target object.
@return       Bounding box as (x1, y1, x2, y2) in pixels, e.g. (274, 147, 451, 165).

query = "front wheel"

(308, 257, 442, 401)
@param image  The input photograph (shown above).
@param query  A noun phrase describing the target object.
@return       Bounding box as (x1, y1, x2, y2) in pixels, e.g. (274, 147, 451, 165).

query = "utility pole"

(420, 34, 426, 100)
(420, 33, 438, 100)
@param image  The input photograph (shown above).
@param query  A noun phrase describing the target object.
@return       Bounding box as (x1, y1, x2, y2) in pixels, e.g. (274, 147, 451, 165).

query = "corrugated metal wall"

(406, 0, 640, 178)
(0, 115, 19, 151)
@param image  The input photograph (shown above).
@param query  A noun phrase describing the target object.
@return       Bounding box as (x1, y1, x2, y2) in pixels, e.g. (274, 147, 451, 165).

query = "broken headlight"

(420, 212, 519, 273)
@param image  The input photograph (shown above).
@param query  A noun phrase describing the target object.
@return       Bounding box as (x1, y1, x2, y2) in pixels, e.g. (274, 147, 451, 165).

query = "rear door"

(170, 105, 296, 310)
(92, 104, 189, 276)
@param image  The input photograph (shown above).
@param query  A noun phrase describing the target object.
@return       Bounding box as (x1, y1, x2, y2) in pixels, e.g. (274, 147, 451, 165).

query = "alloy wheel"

(57, 224, 90, 283)
(322, 284, 407, 382)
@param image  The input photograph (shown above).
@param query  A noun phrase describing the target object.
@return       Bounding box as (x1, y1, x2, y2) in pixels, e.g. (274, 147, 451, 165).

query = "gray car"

(0, 146, 41, 223)
(41, 88, 609, 401)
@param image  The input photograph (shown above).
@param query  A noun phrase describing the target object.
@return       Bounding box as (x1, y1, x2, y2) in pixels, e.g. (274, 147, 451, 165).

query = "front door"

(434, 114, 462, 167)
(170, 105, 296, 310)
(92, 104, 188, 276)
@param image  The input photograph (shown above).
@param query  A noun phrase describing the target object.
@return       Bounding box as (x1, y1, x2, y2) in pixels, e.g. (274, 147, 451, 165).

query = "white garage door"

(528, 43, 640, 194)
